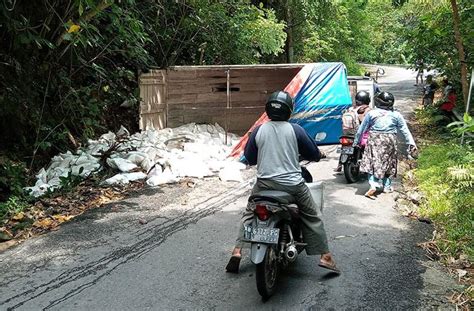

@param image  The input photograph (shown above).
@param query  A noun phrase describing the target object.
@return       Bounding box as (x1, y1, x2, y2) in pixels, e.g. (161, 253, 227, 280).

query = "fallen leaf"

(33, 218, 54, 229)
(52, 215, 73, 223)
(12, 212, 25, 221)
(68, 24, 81, 33)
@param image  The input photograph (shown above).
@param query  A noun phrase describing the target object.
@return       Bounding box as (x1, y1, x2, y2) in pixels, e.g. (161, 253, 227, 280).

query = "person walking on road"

(225, 91, 340, 275)
(353, 92, 417, 200)
(414, 59, 425, 86)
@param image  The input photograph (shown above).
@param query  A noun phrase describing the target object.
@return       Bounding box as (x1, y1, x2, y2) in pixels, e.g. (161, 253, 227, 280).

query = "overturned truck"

(139, 63, 374, 150)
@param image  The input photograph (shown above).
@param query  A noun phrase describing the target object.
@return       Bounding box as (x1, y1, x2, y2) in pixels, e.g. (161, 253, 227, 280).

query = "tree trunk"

(285, 0, 294, 63)
(449, 0, 469, 106)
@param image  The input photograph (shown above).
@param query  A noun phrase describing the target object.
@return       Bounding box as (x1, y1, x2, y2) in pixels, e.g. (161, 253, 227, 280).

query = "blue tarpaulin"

(231, 62, 352, 158)
(289, 62, 352, 144)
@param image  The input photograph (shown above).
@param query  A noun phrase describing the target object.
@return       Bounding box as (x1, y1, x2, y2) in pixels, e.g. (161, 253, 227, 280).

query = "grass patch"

(0, 196, 30, 222)
(414, 142, 474, 259)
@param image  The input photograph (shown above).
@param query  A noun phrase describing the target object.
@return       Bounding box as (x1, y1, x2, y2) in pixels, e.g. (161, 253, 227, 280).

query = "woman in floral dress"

(353, 92, 417, 199)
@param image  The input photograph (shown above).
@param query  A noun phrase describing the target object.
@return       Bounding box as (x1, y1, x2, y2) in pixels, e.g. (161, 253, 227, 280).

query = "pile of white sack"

(25, 123, 246, 197)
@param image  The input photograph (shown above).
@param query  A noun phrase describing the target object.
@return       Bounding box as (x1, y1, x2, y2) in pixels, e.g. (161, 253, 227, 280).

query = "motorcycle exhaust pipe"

(285, 245, 298, 262)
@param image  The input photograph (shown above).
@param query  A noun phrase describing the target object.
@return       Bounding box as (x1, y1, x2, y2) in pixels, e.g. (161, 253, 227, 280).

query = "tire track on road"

(1, 182, 250, 310)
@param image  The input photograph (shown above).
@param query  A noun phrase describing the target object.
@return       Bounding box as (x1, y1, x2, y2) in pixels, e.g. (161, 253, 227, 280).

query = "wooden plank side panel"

(168, 107, 263, 116)
(139, 70, 167, 130)
(166, 71, 299, 84)
(140, 113, 166, 131)
(349, 81, 357, 106)
(140, 65, 305, 132)
(167, 101, 265, 112)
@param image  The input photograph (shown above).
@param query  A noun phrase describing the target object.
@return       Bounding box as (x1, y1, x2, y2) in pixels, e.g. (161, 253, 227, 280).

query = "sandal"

(365, 189, 376, 200)
(225, 256, 241, 274)
(318, 261, 341, 275)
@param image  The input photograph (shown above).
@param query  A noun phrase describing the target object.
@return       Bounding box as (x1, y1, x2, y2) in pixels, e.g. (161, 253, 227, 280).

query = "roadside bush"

(0, 196, 29, 223)
(0, 160, 27, 200)
(415, 143, 474, 258)
(448, 113, 474, 137)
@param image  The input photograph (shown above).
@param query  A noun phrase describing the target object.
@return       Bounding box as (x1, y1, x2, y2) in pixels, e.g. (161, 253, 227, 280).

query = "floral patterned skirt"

(360, 132, 397, 179)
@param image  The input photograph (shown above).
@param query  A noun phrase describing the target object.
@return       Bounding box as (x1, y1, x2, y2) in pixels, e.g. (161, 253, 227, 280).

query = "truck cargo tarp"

(230, 62, 352, 158)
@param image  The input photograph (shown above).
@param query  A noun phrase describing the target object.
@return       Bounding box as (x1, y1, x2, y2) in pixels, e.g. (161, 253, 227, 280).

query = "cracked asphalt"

(0, 66, 461, 310)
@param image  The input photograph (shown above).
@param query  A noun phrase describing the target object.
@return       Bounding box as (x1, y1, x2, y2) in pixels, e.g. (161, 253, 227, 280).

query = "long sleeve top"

(244, 121, 321, 186)
(354, 108, 416, 147)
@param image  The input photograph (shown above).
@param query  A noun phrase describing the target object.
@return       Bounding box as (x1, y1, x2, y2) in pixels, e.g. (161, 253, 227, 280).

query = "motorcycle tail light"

(340, 137, 354, 145)
(255, 204, 270, 221)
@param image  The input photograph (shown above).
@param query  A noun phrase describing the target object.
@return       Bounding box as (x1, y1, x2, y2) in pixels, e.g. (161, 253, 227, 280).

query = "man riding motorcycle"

(335, 90, 371, 173)
(225, 91, 340, 275)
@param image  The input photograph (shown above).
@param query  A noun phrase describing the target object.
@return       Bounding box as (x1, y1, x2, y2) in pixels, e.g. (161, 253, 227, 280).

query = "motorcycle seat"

(249, 190, 296, 204)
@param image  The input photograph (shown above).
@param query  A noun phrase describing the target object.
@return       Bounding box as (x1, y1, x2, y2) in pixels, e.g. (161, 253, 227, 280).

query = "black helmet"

(355, 90, 370, 106)
(265, 91, 294, 121)
(374, 91, 395, 110)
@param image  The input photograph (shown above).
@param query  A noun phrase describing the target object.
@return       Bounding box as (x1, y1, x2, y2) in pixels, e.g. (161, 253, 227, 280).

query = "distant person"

(353, 92, 417, 200)
(438, 78, 457, 121)
(374, 82, 381, 95)
(414, 59, 425, 86)
(422, 75, 438, 107)
(364, 71, 381, 94)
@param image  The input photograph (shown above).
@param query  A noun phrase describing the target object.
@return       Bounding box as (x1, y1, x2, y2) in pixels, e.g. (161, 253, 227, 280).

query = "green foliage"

(0, 160, 27, 200)
(396, 0, 473, 102)
(0, 0, 150, 164)
(0, 0, 287, 173)
(0, 196, 29, 221)
(184, 2, 286, 65)
(448, 113, 474, 136)
(415, 143, 474, 257)
(58, 171, 84, 194)
(414, 106, 446, 133)
(447, 165, 474, 189)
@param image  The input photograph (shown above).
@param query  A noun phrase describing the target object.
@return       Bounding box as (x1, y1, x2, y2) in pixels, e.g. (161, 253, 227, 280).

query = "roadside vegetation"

(416, 142, 473, 257)
(409, 105, 473, 307)
(413, 93, 473, 258)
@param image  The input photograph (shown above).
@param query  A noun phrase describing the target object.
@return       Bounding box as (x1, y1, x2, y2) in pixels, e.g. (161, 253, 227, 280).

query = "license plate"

(243, 225, 279, 244)
(338, 146, 354, 155)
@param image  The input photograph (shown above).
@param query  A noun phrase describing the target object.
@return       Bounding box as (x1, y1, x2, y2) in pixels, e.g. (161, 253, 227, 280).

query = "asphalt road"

(0, 66, 460, 310)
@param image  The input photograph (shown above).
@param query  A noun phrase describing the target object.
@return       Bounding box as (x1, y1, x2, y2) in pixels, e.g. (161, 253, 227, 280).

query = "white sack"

(146, 167, 180, 186)
(106, 158, 137, 172)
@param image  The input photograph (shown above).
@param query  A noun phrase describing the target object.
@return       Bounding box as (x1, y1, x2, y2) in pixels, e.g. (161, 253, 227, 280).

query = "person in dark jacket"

(225, 91, 340, 275)
(422, 75, 438, 107)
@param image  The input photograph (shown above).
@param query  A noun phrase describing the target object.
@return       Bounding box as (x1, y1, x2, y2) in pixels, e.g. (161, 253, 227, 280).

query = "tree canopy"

(0, 0, 472, 170)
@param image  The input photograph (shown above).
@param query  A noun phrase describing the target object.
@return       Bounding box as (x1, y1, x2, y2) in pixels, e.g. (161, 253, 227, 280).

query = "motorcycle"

(337, 135, 363, 183)
(243, 169, 323, 299)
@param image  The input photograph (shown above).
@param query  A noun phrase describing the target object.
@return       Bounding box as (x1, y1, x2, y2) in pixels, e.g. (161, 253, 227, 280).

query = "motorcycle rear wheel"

(343, 160, 360, 183)
(256, 246, 278, 299)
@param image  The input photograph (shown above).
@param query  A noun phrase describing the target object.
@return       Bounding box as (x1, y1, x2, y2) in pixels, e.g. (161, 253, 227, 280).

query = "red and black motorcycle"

(337, 135, 364, 183)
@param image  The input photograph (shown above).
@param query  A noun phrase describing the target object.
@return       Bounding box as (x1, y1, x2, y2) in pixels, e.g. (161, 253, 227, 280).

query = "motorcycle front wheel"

(343, 159, 360, 183)
(256, 246, 278, 299)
